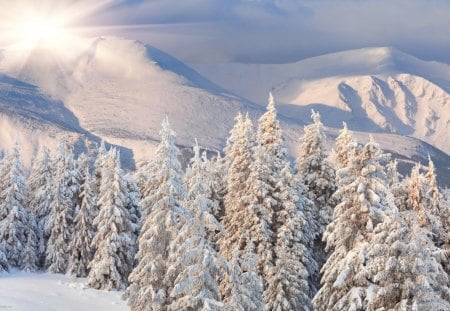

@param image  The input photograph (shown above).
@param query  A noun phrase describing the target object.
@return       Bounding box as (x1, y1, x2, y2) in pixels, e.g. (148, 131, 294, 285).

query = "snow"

(0, 271, 127, 311)
(192, 47, 450, 154)
(0, 38, 447, 186)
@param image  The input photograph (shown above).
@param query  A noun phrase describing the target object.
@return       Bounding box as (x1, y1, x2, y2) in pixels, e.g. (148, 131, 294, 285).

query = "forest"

(0, 95, 449, 311)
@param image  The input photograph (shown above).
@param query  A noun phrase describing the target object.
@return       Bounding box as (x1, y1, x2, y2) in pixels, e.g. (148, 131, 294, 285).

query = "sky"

(1, 0, 450, 65)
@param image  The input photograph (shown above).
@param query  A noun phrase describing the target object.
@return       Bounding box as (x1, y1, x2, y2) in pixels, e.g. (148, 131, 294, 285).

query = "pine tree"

(424, 156, 446, 246)
(125, 118, 190, 310)
(223, 241, 264, 311)
(386, 159, 408, 212)
(21, 216, 39, 272)
(296, 110, 337, 292)
(405, 164, 442, 233)
(68, 167, 96, 277)
(27, 147, 53, 266)
(88, 149, 133, 290)
(363, 209, 450, 310)
(330, 122, 356, 170)
(313, 136, 391, 311)
(125, 176, 141, 244)
(76, 153, 89, 183)
(65, 148, 82, 216)
(45, 140, 73, 273)
(93, 139, 107, 193)
(204, 152, 227, 223)
(0, 142, 29, 268)
(218, 113, 255, 263)
(265, 163, 313, 310)
(184, 140, 222, 248)
(167, 215, 224, 310)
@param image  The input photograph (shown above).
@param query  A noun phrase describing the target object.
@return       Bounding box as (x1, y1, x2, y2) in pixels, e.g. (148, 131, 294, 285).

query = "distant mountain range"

(192, 47, 450, 155)
(0, 39, 448, 185)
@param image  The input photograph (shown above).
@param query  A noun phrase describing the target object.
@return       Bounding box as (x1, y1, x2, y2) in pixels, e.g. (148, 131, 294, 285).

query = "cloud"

(89, 0, 450, 64)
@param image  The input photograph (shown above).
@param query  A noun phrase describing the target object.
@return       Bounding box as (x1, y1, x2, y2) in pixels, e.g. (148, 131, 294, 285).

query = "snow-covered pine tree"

(65, 148, 82, 216)
(87, 149, 133, 290)
(68, 167, 96, 277)
(125, 176, 141, 244)
(184, 140, 222, 248)
(93, 139, 107, 193)
(27, 146, 53, 266)
(223, 240, 264, 311)
(125, 118, 190, 310)
(424, 156, 447, 246)
(405, 164, 442, 234)
(45, 140, 73, 273)
(296, 110, 336, 291)
(363, 208, 450, 310)
(329, 122, 356, 170)
(76, 153, 89, 183)
(313, 136, 390, 311)
(218, 113, 255, 263)
(265, 163, 313, 310)
(0, 142, 29, 268)
(167, 213, 225, 310)
(21, 216, 39, 272)
(203, 151, 227, 222)
(386, 159, 408, 212)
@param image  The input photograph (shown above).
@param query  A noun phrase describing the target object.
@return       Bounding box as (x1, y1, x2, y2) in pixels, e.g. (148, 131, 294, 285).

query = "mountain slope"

(0, 37, 263, 164)
(0, 40, 447, 186)
(193, 47, 450, 154)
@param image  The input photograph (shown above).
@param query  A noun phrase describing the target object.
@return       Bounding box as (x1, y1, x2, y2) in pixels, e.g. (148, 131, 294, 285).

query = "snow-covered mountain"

(192, 47, 450, 154)
(0, 37, 262, 165)
(0, 40, 448, 185)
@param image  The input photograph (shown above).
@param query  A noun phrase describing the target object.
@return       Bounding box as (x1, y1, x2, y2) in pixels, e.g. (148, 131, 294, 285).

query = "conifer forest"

(0, 95, 449, 311)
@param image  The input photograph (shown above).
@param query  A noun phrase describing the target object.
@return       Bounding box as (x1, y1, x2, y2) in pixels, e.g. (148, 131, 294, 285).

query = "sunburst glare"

(0, 0, 119, 55)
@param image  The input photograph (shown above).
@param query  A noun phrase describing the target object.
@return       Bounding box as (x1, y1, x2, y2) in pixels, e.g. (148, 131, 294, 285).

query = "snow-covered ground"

(0, 271, 128, 311)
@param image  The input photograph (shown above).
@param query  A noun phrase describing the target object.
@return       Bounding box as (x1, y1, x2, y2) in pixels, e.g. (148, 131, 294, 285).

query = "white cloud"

(88, 0, 450, 64)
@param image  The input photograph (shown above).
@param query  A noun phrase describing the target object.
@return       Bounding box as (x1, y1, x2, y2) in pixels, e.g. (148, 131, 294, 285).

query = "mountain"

(192, 47, 450, 154)
(0, 37, 263, 165)
(0, 40, 448, 186)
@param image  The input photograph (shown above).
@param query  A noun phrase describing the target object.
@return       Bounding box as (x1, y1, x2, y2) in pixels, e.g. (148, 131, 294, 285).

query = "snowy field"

(0, 271, 128, 311)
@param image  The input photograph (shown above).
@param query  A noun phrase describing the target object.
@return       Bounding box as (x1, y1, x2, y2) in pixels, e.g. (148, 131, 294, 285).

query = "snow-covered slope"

(0, 271, 127, 311)
(193, 47, 450, 154)
(0, 41, 447, 185)
(0, 73, 92, 166)
(0, 37, 262, 164)
(66, 37, 260, 159)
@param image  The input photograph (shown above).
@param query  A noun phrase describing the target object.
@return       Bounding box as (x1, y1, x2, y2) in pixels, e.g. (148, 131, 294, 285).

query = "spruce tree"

(167, 215, 224, 310)
(203, 152, 227, 223)
(223, 241, 264, 311)
(45, 140, 73, 273)
(184, 140, 222, 248)
(313, 136, 391, 311)
(218, 113, 255, 263)
(265, 163, 312, 310)
(27, 147, 53, 266)
(330, 122, 356, 170)
(424, 156, 446, 246)
(68, 167, 96, 277)
(125, 176, 141, 245)
(21, 216, 39, 272)
(125, 118, 190, 310)
(0, 142, 29, 268)
(296, 110, 336, 291)
(363, 209, 450, 310)
(88, 149, 133, 290)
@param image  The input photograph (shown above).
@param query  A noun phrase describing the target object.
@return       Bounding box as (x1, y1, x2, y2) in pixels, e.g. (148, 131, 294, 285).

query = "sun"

(0, 0, 119, 53)
(15, 14, 67, 48)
